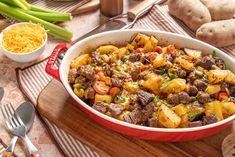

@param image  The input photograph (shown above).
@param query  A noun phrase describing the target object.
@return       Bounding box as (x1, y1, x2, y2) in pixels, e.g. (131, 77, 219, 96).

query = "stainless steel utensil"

(1, 103, 38, 157)
(0, 87, 4, 102)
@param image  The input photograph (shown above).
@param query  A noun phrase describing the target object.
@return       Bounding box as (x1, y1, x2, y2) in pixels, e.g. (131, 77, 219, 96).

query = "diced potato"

(184, 48, 202, 58)
(123, 82, 139, 93)
(117, 47, 128, 58)
(160, 78, 186, 94)
(205, 101, 223, 121)
(152, 54, 167, 68)
(205, 84, 221, 95)
(161, 47, 167, 54)
(225, 70, 235, 84)
(117, 111, 130, 121)
(126, 44, 134, 51)
(172, 104, 188, 116)
(95, 94, 113, 103)
(179, 114, 188, 128)
(70, 54, 90, 69)
(96, 45, 118, 54)
(174, 58, 194, 71)
(131, 33, 150, 48)
(74, 88, 84, 98)
(143, 39, 154, 52)
(150, 36, 158, 48)
(141, 73, 164, 94)
(158, 104, 181, 128)
(222, 102, 235, 116)
(207, 70, 229, 84)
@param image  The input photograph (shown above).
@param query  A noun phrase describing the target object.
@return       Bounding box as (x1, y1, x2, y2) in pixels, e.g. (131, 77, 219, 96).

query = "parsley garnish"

(168, 73, 177, 79)
(90, 63, 97, 67)
(153, 96, 160, 104)
(212, 50, 216, 58)
(160, 81, 171, 89)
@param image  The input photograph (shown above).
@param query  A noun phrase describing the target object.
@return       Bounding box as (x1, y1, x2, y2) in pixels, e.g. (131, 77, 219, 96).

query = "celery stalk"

(11, 0, 28, 10)
(20, 9, 72, 22)
(0, 2, 72, 41)
(30, 5, 61, 13)
(19, 0, 30, 9)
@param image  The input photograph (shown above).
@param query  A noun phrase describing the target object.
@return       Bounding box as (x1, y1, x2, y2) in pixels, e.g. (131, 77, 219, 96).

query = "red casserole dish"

(46, 30, 235, 141)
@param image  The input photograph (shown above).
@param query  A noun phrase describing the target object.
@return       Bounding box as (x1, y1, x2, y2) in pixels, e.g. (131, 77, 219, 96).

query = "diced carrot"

(94, 67, 101, 74)
(147, 54, 156, 61)
(97, 71, 106, 81)
(154, 46, 163, 54)
(109, 87, 121, 96)
(93, 81, 110, 95)
(136, 48, 144, 53)
(217, 92, 229, 101)
(167, 45, 175, 53)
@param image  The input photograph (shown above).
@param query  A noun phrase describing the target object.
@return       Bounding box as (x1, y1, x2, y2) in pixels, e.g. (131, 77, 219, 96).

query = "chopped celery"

(0, 2, 72, 41)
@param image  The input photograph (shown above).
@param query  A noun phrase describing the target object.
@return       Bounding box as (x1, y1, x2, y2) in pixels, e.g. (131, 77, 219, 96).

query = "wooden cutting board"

(37, 79, 234, 157)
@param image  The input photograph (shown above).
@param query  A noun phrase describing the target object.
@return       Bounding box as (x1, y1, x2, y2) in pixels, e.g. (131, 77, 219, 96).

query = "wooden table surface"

(0, 1, 140, 156)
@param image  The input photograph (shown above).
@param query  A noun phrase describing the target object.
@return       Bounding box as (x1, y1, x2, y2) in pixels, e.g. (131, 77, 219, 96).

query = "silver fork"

(1, 103, 39, 157)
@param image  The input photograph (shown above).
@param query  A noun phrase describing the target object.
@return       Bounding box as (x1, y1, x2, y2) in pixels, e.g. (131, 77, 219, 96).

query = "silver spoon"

(1, 102, 36, 156)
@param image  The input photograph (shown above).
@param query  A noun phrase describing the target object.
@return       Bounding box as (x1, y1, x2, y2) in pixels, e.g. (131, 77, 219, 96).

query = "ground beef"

(230, 97, 235, 103)
(167, 94, 179, 106)
(195, 56, 215, 70)
(188, 121, 203, 127)
(103, 63, 112, 76)
(187, 71, 200, 82)
(171, 68, 187, 78)
(111, 78, 123, 88)
(129, 94, 138, 105)
(178, 92, 191, 104)
(68, 68, 78, 84)
(128, 108, 143, 124)
(194, 79, 208, 91)
(220, 82, 229, 92)
(92, 102, 107, 113)
(109, 103, 124, 116)
(142, 102, 154, 121)
(131, 66, 141, 81)
(84, 87, 95, 99)
(197, 92, 210, 104)
(215, 57, 225, 69)
(137, 90, 154, 106)
(229, 85, 235, 97)
(187, 84, 198, 96)
(77, 65, 95, 79)
(202, 115, 217, 125)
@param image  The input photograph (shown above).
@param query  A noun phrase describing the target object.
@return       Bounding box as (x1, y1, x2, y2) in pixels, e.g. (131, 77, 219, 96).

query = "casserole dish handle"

(45, 42, 75, 80)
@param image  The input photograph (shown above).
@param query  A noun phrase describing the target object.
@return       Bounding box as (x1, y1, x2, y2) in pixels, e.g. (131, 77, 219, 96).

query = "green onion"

(197, 66, 204, 72)
(153, 96, 160, 104)
(161, 73, 168, 79)
(20, 9, 72, 22)
(179, 50, 185, 55)
(114, 95, 126, 103)
(212, 50, 216, 58)
(191, 96, 196, 101)
(168, 73, 176, 79)
(195, 70, 203, 76)
(155, 68, 166, 74)
(160, 81, 171, 90)
(90, 63, 97, 67)
(204, 74, 209, 83)
(0, 2, 72, 41)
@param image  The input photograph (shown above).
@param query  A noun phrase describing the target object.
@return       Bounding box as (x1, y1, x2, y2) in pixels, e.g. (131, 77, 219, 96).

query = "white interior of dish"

(60, 29, 235, 132)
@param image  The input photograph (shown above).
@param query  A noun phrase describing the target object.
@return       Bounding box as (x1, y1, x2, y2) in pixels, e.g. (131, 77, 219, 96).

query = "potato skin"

(201, 0, 235, 20)
(196, 19, 235, 47)
(168, 0, 211, 31)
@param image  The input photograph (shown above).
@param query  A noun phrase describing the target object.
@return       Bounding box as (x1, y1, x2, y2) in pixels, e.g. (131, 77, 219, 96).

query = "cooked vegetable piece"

(70, 54, 90, 69)
(224, 70, 235, 84)
(184, 48, 202, 58)
(205, 101, 223, 121)
(174, 58, 194, 71)
(158, 104, 181, 128)
(205, 85, 221, 95)
(160, 78, 186, 94)
(141, 73, 164, 94)
(95, 94, 112, 103)
(207, 70, 229, 84)
(152, 54, 167, 68)
(131, 33, 149, 48)
(123, 82, 139, 93)
(222, 102, 235, 116)
(94, 81, 110, 95)
(109, 87, 121, 96)
(96, 45, 118, 54)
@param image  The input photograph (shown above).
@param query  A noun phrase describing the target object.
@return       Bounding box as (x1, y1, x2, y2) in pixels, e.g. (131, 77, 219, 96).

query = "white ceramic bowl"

(0, 22, 47, 62)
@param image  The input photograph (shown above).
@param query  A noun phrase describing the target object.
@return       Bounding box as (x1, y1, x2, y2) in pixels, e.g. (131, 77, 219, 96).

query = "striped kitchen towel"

(16, 3, 235, 157)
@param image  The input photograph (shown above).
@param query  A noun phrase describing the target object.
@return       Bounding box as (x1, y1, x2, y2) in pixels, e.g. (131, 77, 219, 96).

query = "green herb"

(114, 95, 126, 103)
(90, 63, 97, 67)
(155, 68, 166, 74)
(191, 96, 196, 101)
(179, 50, 185, 55)
(153, 96, 160, 104)
(161, 73, 168, 79)
(160, 81, 171, 89)
(103, 100, 107, 103)
(212, 50, 216, 58)
(187, 111, 199, 121)
(204, 74, 209, 83)
(168, 73, 176, 79)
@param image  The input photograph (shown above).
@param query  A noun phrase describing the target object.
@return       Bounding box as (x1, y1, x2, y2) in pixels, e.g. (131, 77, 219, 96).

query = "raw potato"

(201, 0, 235, 20)
(196, 19, 235, 47)
(168, 0, 211, 31)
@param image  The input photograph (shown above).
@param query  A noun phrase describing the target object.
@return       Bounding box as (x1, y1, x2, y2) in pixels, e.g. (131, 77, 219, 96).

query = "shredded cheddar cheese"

(2, 22, 46, 54)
